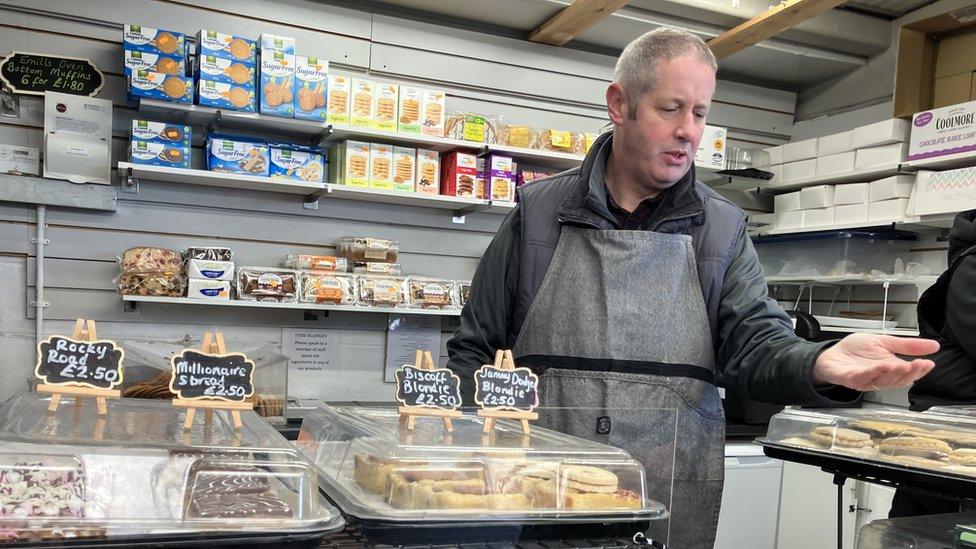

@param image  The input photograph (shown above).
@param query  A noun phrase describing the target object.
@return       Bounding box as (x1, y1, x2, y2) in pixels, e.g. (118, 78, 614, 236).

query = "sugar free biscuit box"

(196, 79, 255, 112)
(260, 50, 295, 117)
(128, 71, 193, 104)
(415, 148, 439, 195)
(123, 24, 185, 57)
(441, 151, 477, 197)
(259, 33, 295, 55)
(294, 56, 329, 122)
(195, 30, 256, 65)
(269, 146, 325, 183)
(206, 135, 269, 176)
(391, 146, 415, 193)
(326, 74, 351, 125)
(487, 154, 515, 202)
(130, 120, 191, 146)
(123, 50, 185, 78)
(333, 140, 370, 187)
(195, 55, 255, 87)
(129, 139, 190, 169)
(373, 83, 399, 132)
(398, 86, 423, 134)
(421, 89, 446, 137)
(370, 143, 394, 190)
(351, 79, 375, 127)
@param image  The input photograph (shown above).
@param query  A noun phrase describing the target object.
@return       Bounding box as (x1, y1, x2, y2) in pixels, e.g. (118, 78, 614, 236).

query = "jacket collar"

(557, 130, 705, 230)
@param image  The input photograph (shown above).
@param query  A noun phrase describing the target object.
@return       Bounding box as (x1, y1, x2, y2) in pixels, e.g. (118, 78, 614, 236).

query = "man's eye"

(694, 112, 706, 120)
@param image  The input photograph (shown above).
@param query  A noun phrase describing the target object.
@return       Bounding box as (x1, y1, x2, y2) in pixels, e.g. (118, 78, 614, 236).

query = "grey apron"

(513, 227, 725, 549)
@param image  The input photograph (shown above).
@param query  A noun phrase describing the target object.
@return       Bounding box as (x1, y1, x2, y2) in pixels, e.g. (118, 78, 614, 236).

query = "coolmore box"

(869, 175, 915, 202)
(909, 99, 976, 162)
(123, 50, 184, 78)
(188, 279, 231, 300)
(914, 167, 976, 215)
(834, 203, 869, 224)
(188, 259, 235, 281)
(259, 49, 295, 117)
(817, 130, 855, 156)
(833, 182, 869, 205)
(129, 139, 190, 169)
(294, 56, 329, 122)
(196, 79, 255, 112)
(269, 146, 325, 182)
(195, 55, 255, 87)
(206, 136, 269, 176)
(123, 25, 185, 57)
(326, 74, 351, 125)
(799, 185, 835, 209)
(868, 198, 909, 221)
(816, 151, 855, 176)
(130, 120, 191, 146)
(195, 30, 256, 65)
(128, 71, 193, 103)
(782, 138, 818, 163)
(854, 118, 910, 149)
(694, 125, 727, 170)
(855, 143, 908, 169)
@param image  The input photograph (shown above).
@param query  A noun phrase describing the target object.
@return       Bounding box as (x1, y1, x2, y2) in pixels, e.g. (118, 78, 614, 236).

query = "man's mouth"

(663, 150, 687, 163)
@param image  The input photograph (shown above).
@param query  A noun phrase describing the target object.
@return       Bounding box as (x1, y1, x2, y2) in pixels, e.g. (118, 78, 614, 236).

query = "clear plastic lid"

(354, 275, 407, 308)
(236, 267, 298, 303)
(856, 511, 976, 549)
(294, 404, 667, 523)
(0, 393, 343, 542)
(405, 277, 457, 309)
(352, 263, 403, 276)
(299, 271, 356, 305)
(762, 407, 976, 477)
(284, 255, 349, 272)
(336, 238, 399, 263)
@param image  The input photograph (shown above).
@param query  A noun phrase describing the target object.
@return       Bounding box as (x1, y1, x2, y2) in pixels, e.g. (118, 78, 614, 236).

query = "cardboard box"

(269, 147, 324, 182)
(803, 207, 835, 227)
(853, 119, 909, 149)
(326, 74, 351, 125)
(373, 83, 399, 132)
(0, 144, 40, 176)
(259, 49, 295, 117)
(337, 140, 370, 187)
(908, 99, 976, 161)
(933, 72, 974, 108)
(188, 279, 231, 300)
(124, 25, 185, 57)
(475, 157, 487, 198)
(914, 167, 976, 215)
(441, 151, 477, 197)
(188, 259, 235, 281)
(775, 210, 804, 230)
(487, 155, 515, 202)
(391, 146, 415, 193)
(869, 174, 915, 202)
(398, 86, 423, 134)
(123, 50, 184, 78)
(694, 125, 727, 170)
(868, 198, 909, 222)
(128, 71, 193, 104)
(833, 182, 869, 205)
(131, 120, 191, 145)
(834, 203, 869, 225)
(421, 90, 446, 137)
(415, 148, 439, 195)
(799, 185, 835, 209)
(763, 145, 783, 166)
(369, 143, 393, 190)
(816, 151, 855, 177)
(782, 159, 817, 182)
(196, 79, 255, 112)
(351, 79, 375, 127)
(195, 55, 255, 87)
(894, 14, 976, 117)
(206, 136, 268, 176)
(774, 191, 801, 212)
(855, 143, 908, 170)
(195, 30, 256, 65)
(294, 56, 329, 122)
(129, 139, 191, 169)
(259, 33, 295, 55)
(817, 131, 855, 156)
(782, 138, 818, 163)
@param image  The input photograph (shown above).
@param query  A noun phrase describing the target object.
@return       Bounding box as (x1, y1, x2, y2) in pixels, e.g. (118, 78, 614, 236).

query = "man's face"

(610, 54, 716, 191)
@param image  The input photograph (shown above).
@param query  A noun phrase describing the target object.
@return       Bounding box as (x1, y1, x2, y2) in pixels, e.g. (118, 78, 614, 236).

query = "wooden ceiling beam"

(707, 0, 848, 59)
(529, 0, 629, 47)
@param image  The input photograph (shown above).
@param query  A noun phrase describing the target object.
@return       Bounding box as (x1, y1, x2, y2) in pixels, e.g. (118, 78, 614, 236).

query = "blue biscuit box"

(195, 30, 256, 65)
(130, 120, 191, 146)
(123, 24, 185, 57)
(195, 55, 255, 87)
(259, 33, 296, 55)
(259, 50, 295, 117)
(206, 135, 269, 176)
(123, 50, 185, 78)
(129, 139, 191, 169)
(269, 145, 325, 182)
(196, 79, 256, 112)
(129, 71, 193, 104)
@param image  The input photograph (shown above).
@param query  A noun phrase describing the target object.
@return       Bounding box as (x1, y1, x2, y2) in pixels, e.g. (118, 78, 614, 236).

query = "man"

(889, 209, 976, 518)
(447, 28, 938, 548)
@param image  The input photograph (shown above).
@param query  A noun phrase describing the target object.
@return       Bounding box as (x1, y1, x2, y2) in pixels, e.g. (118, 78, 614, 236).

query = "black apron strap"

(519, 354, 716, 385)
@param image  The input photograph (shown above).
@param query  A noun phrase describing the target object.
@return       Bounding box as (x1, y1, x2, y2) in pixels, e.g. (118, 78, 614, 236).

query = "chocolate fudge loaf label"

(0, 52, 104, 97)
(474, 365, 539, 412)
(35, 336, 125, 389)
(170, 350, 254, 402)
(394, 365, 461, 409)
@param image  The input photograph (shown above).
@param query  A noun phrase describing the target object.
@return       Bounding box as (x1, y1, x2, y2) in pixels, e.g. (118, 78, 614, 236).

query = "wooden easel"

(478, 350, 538, 435)
(398, 350, 461, 432)
(38, 319, 119, 416)
(172, 332, 252, 430)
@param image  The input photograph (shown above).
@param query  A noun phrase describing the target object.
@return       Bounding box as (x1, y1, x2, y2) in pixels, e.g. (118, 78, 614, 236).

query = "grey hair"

(613, 27, 717, 116)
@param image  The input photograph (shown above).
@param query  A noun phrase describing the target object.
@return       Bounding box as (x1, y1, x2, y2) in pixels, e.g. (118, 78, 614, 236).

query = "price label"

(0, 52, 104, 97)
(394, 365, 462, 410)
(35, 336, 125, 390)
(169, 350, 255, 403)
(474, 365, 539, 412)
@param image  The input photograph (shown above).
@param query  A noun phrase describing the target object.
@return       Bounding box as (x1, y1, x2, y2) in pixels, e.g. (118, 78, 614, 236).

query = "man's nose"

(674, 111, 695, 142)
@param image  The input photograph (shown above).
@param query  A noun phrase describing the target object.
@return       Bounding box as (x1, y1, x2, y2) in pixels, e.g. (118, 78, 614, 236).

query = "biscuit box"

(196, 79, 256, 112)
(195, 55, 255, 87)
(128, 71, 193, 104)
(195, 30, 256, 65)
(269, 145, 325, 183)
(206, 135, 269, 176)
(326, 74, 351, 125)
(350, 79, 375, 127)
(333, 140, 370, 187)
(415, 148, 439, 195)
(188, 279, 231, 300)
(370, 143, 394, 190)
(421, 89, 446, 137)
(129, 139, 191, 169)
(187, 259, 235, 281)
(441, 151, 477, 197)
(130, 120, 191, 146)
(123, 50, 185, 78)
(391, 146, 415, 193)
(373, 83, 399, 132)
(294, 56, 329, 122)
(123, 24, 185, 57)
(260, 49, 295, 117)
(260, 33, 296, 55)
(398, 86, 423, 134)
(487, 154, 515, 202)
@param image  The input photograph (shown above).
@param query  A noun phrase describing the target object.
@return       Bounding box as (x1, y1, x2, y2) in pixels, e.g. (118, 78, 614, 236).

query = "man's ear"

(606, 83, 628, 125)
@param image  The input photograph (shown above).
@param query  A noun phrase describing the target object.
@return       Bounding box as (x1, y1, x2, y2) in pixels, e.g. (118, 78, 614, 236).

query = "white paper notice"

(384, 315, 441, 382)
(283, 328, 335, 398)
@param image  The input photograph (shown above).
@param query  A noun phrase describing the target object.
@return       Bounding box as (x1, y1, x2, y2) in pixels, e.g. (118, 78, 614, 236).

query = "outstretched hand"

(813, 334, 939, 392)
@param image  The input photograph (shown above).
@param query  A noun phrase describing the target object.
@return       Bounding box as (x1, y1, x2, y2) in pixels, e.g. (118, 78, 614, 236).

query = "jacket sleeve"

(446, 205, 522, 405)
(716, 227, 860, 405)
(946, 254, 976, 360)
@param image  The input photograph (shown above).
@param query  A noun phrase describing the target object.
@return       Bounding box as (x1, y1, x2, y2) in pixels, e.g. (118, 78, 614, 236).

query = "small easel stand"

(399, 350, 461, 432)
(38, 319, 119, 416)
(172, 332, 252, 430)
(478, 350, 538, 435)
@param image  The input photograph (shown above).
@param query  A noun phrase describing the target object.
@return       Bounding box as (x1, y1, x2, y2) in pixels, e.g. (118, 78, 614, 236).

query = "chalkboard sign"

(35, 336, 125, 389)
(0, 52, 104, 97)
(474, 365, 540, 412)
(169, 350, 255, 402)
(394, 365, 462, 410)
